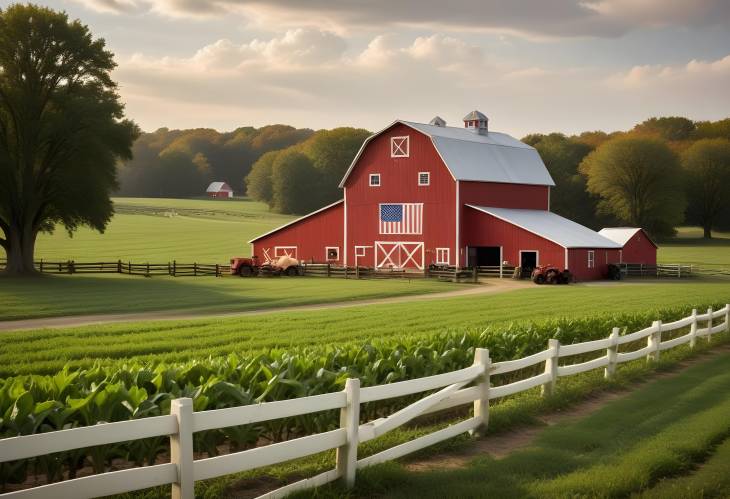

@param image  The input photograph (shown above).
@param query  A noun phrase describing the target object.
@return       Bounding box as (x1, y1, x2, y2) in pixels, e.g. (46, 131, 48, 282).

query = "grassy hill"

(658, 227, 730, 266)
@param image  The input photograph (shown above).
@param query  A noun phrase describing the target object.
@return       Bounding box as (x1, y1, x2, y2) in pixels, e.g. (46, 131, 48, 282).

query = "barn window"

(418, 172, 430, 186)
(355, 246, 367, 257)
(436, 248, 450, 265)
(391, 136, 409, 158)
(587, 250, 595, 268)
(369, 173, 381, 186)
(326, 247, 339, 261)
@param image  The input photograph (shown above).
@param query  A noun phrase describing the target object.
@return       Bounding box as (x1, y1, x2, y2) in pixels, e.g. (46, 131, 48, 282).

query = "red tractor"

(531, 265, 572, 285)
(230, 256, 260, 277)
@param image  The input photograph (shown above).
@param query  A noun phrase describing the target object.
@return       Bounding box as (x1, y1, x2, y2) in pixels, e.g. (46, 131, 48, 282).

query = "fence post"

(689, 309, 698, 348)
(542, 339, 560, 397)
(472, 266, 478, 283)
(128, 261, 131, 275)
(706, 307, 713, 342)
(647, 320, 661, 362)
(336, 378, 360, 488)
(216, 264, 220, 277)
(725, 304, 730, 332)
(326, 263, 331, 277)
(170, 398, 194, 499)
(173, 260, 177, 277)
(471, 348, 491, 437)
(117, 259, 122, 274)
(194, 262, 197, 277)
(146, 262, 150, 277)
(605, 327, 619, 379)
(39, 259, 44, 273)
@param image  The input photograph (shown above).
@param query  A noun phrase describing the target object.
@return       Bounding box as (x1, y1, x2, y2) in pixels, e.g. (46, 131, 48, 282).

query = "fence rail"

(0, 259, 230, 277)
(1, 304, 728, 499)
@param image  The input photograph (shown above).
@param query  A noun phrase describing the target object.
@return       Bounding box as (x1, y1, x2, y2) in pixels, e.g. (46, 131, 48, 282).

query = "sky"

(4, 0, 730, 137)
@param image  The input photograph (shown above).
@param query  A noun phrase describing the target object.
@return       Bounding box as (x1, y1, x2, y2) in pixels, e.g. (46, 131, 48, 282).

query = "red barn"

(598, 228, 658, 265)
(250, 111, 630, 280)
(206, 182, 234, 198)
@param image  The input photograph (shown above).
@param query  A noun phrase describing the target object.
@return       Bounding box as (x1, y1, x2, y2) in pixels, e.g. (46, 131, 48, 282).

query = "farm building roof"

(598, 228, 657, 248)
(206, 182, 232, 193)
(467, 206, 622, 249)
(248, 199, 344, 243)
(339, 120, 555, 188)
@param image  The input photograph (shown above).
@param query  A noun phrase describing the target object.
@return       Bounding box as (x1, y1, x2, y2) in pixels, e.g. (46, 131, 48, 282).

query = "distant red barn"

(206, 182, 233, 199)
(598, 228, 658, 265)
(250, 111, 653, 280)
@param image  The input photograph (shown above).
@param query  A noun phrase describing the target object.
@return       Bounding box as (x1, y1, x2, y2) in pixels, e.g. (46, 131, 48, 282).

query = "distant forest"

(117, 116, 730, 238)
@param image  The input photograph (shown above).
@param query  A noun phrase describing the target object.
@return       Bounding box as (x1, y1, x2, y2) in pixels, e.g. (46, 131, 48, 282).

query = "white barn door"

(375, 242, 424, 270)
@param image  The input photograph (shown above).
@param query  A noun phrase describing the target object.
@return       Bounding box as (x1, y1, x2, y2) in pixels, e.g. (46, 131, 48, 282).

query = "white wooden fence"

(1, 304, 729, 499)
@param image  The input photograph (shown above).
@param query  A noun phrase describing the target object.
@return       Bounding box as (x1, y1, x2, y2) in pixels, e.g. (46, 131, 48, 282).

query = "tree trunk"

(2, 226, 38, 276)
(703, 226, 712, 239)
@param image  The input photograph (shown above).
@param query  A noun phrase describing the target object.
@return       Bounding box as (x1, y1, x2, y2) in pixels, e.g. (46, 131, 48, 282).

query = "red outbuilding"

(250, 111, 649, 280)
(206, 181, 234, 198)
(598, 228, 658, 265)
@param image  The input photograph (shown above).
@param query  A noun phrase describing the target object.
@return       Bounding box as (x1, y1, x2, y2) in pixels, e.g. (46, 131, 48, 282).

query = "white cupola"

(463, 110, 488, 135)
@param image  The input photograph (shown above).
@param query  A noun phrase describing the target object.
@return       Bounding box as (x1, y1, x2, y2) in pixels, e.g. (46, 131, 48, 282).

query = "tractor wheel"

(286, 266, 298, 276)
(239, 266, 253, 277)
(533, 274, 545, 285)
(546, 270, 559, 284)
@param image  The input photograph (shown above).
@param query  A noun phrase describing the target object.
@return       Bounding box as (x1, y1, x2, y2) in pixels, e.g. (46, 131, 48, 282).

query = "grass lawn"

(658, 227, 730, 266)
(33, 197, 295, 262)
(3, 280, 730, 376)
(315, 350, 730, 499)
(0, 274, 455, 321)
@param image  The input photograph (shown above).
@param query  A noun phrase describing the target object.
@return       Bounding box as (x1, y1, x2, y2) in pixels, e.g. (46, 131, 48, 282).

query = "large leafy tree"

(579, 136, 685, 238)
(0, 4, 138, 275)
(681, 138, 730, 238)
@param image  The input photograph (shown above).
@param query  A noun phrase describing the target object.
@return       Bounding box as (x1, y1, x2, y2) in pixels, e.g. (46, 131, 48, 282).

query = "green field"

(318, 350, 730, 499)
(33, 197, 295, 262)
(0, 274, 454, 321)
(4, 280, 729, 376)
(658, 227, 730, 266)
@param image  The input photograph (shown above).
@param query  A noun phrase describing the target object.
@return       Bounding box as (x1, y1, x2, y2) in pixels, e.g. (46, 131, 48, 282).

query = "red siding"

(621, 230, 657, 265)
(568, 248, 622, 281)
(252, 202, 344, 263)
(459, 181, 550, 210)
(462, 207, 566, 270)
(343, 123, 456, 267)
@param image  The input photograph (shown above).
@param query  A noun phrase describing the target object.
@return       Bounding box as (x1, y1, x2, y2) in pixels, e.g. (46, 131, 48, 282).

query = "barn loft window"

(391, 136, 409, 158)
(418, 172, 430, 186)
(326, 247, 339, 261)
(369, 173, 381, 186)
(436, 248, 450, 265)
(587, 250, 595, 268)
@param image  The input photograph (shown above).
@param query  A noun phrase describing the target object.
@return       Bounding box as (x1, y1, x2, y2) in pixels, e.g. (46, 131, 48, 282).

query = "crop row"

(0, 305, 713, 489)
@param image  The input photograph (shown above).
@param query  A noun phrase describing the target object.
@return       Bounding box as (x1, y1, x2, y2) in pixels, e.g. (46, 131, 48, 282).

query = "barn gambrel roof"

(206, 181, 232, 193)
(339, 120, 555, 188)
(467, 206, 622, 249)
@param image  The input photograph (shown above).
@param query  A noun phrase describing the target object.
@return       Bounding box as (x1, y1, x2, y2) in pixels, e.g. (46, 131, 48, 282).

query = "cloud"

(72, 0, 730, 39)
(113, 29, 730, 137)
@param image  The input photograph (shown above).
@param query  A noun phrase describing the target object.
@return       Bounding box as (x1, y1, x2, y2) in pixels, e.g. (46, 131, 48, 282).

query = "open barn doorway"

(467, 246, 501, 267)
(519, 250, 538, 277)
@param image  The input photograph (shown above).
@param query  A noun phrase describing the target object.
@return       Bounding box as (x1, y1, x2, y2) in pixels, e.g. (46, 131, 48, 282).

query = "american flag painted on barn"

(379, 203, 423, 234)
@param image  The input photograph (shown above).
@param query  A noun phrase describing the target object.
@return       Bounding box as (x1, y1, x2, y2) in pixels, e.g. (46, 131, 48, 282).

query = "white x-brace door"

(374, 242, 424, 270)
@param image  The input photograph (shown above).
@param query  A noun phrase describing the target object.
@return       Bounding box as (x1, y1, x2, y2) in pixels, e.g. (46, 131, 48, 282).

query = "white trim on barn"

(390, 136, 410, 158)
(249, 199, 344, 243)
(325, 246, 340, 261)
(435, 247, 450, 265)
(274, 246, 298, 259)
(519, 249, 540, 268)
(374, 241, 424, 270)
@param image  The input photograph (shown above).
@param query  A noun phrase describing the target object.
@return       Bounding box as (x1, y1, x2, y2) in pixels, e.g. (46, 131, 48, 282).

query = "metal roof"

(467, 205, 622, 249)
(599, 228, 657, 248)
(463, 110, 488, 121)
(339, 120, 555, 188)
(206, 182, 232, 193)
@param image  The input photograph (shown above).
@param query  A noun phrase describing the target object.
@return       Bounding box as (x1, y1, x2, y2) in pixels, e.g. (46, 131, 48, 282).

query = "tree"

(0, 4, 139, 275)
(246, 150, 279, 204)
(529, 133, 597, 227)
(271, 151, 323, 214)
(579, 136, 685, 238)
(681, 139, 730, 238)
(633, 116, 695, 142)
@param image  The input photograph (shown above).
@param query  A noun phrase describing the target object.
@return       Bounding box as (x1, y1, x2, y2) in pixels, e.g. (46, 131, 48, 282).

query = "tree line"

(525, 116, 730, 238)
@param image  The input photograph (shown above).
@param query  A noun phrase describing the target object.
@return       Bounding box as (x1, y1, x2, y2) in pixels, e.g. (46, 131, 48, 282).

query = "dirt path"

(0, 279, 532, 332)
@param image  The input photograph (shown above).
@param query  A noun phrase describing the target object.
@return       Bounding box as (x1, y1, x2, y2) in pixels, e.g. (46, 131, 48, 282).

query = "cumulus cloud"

(113, 29, 730, 136)
(72, 0, 730, 38)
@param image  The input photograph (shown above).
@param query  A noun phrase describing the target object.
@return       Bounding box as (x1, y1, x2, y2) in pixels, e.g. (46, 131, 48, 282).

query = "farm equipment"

(230, 256, 260, 277)
(607, 263, 624, 280)
(531, 265, 572, 285)
(259, 255, 301, 276)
